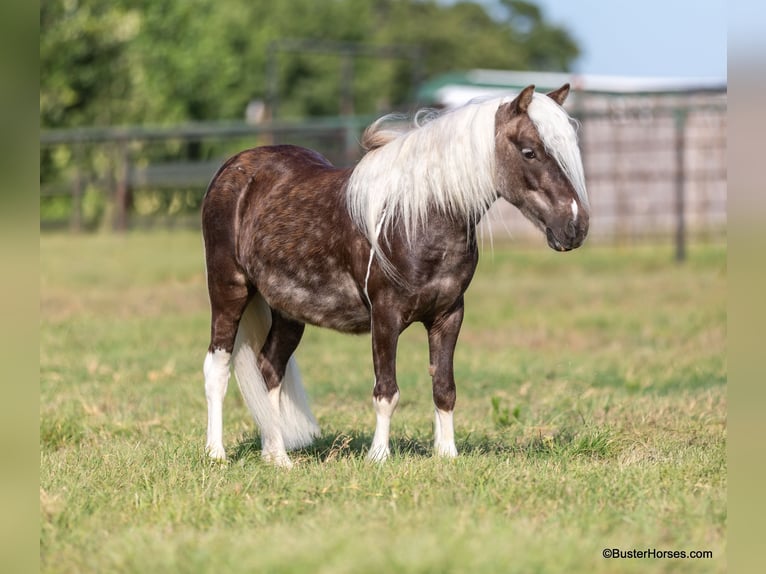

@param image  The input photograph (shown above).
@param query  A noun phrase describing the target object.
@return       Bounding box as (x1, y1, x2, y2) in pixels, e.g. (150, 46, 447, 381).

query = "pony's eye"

(522, 148, 536, 160)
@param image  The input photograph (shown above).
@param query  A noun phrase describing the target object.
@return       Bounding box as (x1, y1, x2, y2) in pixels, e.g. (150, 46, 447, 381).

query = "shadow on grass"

(229, 430, 417, 463)
(228, 424, 616, 463)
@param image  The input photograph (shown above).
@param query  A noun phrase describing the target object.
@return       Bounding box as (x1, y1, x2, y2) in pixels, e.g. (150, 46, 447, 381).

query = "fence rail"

(40, 96, 726, 257)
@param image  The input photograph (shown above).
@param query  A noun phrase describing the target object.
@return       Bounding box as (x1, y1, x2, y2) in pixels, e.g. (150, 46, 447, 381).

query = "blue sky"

(488, 0, 728, 78)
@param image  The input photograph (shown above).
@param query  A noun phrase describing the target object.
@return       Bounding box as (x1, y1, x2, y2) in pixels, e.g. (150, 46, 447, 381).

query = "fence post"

(68, 143, 85, 232)
(70, 167, 83, 232)
(343, 117, 359, 166)
(674, 109, 688, 263)
(113, 142, 131, 232)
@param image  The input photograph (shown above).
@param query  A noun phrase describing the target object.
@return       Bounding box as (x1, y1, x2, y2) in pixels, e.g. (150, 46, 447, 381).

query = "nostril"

(566, 219, 577, 239)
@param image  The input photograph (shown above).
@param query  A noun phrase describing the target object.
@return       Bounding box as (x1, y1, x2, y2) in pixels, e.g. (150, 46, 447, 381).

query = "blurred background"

(40, 0, 726, 256)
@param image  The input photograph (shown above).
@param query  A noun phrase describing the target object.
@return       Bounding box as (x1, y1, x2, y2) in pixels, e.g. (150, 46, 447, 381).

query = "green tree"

(41, 0, 580, 128)
(500, 0, 580, 70)
(40, 1, 142, 127)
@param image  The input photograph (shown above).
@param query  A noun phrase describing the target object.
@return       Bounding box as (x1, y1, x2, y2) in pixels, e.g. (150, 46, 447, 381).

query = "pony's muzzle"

(546, 215, 588, 252)
(546, 227, 569, 251)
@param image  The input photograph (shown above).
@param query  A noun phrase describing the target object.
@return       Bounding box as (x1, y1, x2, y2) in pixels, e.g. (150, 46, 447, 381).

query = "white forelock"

(525, 93, 590, 210)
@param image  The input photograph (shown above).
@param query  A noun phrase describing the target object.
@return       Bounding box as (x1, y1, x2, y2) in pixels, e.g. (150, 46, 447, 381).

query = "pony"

(201, 84, 589, 466)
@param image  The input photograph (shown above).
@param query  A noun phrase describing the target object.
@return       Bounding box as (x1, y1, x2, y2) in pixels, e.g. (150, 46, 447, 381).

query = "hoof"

(262, 450, 294, 469)
(207, 444, 227, 461)
(367, 444, 390, 463)
(434, 442, 458, 458)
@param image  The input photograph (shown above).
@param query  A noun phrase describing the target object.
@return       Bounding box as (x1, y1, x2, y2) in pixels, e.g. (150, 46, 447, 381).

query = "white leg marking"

(571, 199, 578, 222)
(368, 391, 400, 462)
(434, 408, 458, 458)
(204, 349, 231, 460)
(261, 386, 293, 468)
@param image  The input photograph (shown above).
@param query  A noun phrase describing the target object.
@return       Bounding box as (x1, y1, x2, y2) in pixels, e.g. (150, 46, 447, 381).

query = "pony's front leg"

(367, 309, 403, 462)
(427, 301, 465, 458)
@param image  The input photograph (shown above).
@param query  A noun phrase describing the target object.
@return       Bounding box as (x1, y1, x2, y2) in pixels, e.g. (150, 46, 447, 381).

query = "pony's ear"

(546, 83, 570, 106)
(513, 84, 536, 114)
(497, 85, 536, 122)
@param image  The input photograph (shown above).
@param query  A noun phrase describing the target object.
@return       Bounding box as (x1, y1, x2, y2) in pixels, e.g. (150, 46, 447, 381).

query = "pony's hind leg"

(232, 300, 319, 468)
(258, 311, 305, 391)
(203, 269, 251, 461)
(426, 302, 465, 458)
(256, 311, 308, 466)
(204, 348, 232, 460)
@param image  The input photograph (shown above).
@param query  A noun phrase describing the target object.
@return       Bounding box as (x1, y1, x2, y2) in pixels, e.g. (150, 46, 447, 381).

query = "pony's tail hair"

(232, 294, 319, 451)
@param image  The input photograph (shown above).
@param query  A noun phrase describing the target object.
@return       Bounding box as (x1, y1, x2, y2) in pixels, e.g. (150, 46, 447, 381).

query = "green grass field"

(40, 231, 726, 573)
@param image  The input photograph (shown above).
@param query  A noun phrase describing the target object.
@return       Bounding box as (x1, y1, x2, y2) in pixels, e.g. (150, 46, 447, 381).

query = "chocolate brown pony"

(201, 85, 589, 466)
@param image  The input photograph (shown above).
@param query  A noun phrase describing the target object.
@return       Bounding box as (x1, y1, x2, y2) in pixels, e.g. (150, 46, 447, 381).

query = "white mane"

(346, 93, 588, 275)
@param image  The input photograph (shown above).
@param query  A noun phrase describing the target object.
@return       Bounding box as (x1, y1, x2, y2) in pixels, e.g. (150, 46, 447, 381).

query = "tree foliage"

(41, 0, 580, 128)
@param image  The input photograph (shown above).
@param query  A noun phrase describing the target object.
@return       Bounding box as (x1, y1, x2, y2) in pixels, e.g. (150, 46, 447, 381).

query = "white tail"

(232, 294, 320, 465)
